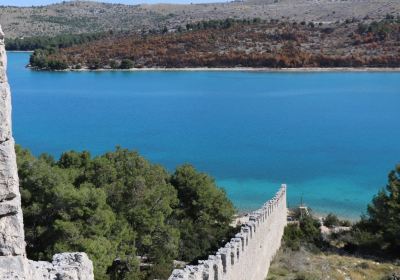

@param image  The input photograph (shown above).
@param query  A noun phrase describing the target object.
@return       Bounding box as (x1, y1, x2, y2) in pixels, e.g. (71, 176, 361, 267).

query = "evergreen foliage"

(185, 18, 262, 31)
(323, 213, 340, 227)
(283, 214, 324, 251)
(351, 165, 400, 257)
(171, 165, 235, 261)
(5, 32, 108, 51)
(16, 146, 235, 280)
(29, 49, 68, 70)
(119, 59, 134, 69)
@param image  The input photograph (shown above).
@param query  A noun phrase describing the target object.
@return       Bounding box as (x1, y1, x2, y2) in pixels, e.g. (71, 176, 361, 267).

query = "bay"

(7, 52, 400, 218)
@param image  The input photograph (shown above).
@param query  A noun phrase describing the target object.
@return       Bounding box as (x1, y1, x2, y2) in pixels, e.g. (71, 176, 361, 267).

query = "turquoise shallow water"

(7, 52, 400, 219)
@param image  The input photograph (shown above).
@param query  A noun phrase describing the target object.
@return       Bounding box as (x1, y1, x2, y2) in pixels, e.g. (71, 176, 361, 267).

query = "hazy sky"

(0, 0, 224, 5)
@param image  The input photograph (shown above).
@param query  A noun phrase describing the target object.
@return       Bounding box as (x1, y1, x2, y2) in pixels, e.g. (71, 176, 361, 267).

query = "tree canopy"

(6, 32, 108, 51)
(351, 164, 400, 257)
(16, 146, 235, 280)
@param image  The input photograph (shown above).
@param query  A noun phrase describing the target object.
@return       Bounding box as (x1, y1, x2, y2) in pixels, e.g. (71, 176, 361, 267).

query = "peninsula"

(28, 18, 400, 70)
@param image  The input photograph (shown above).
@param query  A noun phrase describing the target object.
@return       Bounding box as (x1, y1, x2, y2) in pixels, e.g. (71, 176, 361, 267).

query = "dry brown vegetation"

(267, 247, 400, 280)
(32, 18, 400, 69)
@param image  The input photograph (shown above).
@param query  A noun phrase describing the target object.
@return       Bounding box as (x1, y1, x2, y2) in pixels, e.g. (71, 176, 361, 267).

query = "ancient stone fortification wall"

(0, 25, 94, 280)
(169, 184, 287, 280)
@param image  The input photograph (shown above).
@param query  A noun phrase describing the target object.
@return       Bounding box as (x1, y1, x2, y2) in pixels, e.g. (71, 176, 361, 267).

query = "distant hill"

(1, 0, 400, 38)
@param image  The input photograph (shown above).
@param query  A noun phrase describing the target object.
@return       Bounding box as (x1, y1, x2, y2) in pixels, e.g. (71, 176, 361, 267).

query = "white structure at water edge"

(169, 184, 287, 280)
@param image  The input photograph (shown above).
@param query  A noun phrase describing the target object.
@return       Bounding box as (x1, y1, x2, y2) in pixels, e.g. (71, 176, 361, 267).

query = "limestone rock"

(0, 27, 11, 143)
(29, 253, 94, 280)
(0, 24, 25, 257)
(51, 252, 94, 280)
(0, 26, 7, 84)
(0, 253, 94, 280)
(0, 256, 30, 279)
(0, 139, 20, 203)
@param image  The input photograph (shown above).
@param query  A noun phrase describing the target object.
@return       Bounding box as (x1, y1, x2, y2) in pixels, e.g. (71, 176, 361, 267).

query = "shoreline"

(7, 50, 34, 53)
(235, 207, 360, 223)
(31, 66, 400, 73)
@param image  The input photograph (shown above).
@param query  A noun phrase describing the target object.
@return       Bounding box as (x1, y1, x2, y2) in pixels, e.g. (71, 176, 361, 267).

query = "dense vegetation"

(344, 164, 400, 258)
(28, 17, 400, 70)
(5, 32, 109, 51)
(16, 146, 235, 280)
(283, 212, 327, 252)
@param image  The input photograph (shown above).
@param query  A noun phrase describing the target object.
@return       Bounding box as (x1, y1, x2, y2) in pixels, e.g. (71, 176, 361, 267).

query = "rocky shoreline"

(28, 66, 400, 72)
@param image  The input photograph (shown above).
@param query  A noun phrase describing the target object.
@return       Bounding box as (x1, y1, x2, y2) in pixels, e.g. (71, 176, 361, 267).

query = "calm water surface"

(7, 52, 400, 218)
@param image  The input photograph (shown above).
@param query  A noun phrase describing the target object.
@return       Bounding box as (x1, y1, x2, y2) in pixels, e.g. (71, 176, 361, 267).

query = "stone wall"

(0, 25, 95, 280)
(169, 184, 287, 280)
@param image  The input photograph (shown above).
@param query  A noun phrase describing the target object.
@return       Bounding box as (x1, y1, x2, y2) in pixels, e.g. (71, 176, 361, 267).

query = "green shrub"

(295, 271, 319, 280)
(283, 224, 303, 250)
(324, 213, 340, 227)
(356, 262, 370, 269)
(283, 214, 325, 251)
(119, 59, 134, 69)
(349, 164, 400, 257)
(109, 60, 119, 69)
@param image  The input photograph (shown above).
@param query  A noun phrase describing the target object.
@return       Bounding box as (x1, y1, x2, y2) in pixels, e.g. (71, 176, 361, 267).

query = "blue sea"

(7, 52, 400, 219)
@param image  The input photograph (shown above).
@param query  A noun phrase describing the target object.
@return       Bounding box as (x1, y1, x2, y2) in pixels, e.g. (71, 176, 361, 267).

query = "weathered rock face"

(0, 25, 94, 280)
(0, 253, 94, 279)
(0, 24, 26, 258)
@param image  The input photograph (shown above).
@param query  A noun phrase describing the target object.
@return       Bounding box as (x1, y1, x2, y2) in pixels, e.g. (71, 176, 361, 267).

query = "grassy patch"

(267, 247, 400, 280)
